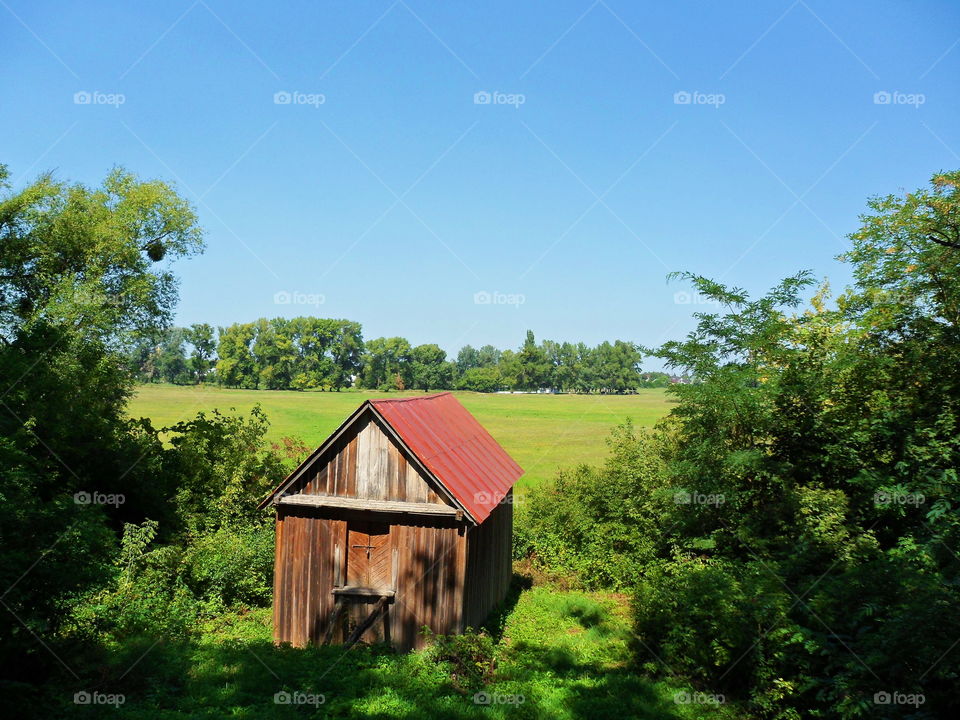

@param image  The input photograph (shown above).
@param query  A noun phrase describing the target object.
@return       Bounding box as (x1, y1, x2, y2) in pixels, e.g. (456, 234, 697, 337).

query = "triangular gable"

(258, 402, 472, 521)
(259, 394, 524, 524)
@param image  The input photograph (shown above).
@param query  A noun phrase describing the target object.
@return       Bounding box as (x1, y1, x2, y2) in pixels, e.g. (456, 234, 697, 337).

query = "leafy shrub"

(69, 520, 198, 641)
(184, 524, 274, 613)
(515, 422, 662, 589)
(633, 556, 795, 693)
(163, 406, 289, 534)
(424, 628, 496, 690)
(66, 408, 289, 643)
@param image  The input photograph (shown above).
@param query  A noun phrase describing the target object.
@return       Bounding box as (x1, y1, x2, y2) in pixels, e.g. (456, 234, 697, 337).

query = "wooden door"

(346, 520, 391, 589)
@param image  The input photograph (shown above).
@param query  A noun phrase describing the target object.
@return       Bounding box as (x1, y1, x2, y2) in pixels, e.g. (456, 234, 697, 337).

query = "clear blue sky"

(3, 1, 958, 368)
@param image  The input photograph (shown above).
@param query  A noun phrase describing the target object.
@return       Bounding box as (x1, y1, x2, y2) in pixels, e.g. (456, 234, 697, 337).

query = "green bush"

(423, 628, 496, 691)
(69, 521, 198, 641)
(65, 408, 291, 644)
(515, 422, 662, 589)
(633, 557, 795, 693)
(185, 524, 274, 613)
(519, 174, 960, 718)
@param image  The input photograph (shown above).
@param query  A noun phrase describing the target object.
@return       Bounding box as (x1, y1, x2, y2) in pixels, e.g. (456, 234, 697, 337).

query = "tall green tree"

(410, 343, 452, 390)
(592, 340, 643, 393)
(328, 319, 363, 390)
(0, 163, 202, 670)
(216, 322, 257, 388)
(476, 344, 502, 368)
(515, 330, 551, 390)
(361, 337, 412, 390)
(185, 323, 216, 383)
(155, 326, 190, 384)
(456, 344, 480, 375)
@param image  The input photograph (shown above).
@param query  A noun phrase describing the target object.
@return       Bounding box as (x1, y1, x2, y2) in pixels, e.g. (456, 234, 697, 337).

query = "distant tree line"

(128, 322, 674, 393)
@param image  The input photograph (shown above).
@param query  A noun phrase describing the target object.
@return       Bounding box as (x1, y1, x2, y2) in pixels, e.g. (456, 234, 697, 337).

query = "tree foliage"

(0, 165, 292, 689)
(0, 164, 203, 673)
(520, 171, 960, 718)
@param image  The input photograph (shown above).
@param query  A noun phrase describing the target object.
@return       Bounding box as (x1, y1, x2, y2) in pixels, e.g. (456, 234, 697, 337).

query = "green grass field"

(127, 385, 674, 490)
(45, 586, 738, 719)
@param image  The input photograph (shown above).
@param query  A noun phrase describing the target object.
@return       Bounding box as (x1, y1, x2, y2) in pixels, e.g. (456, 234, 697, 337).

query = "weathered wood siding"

(272, 408, 512, 651)
(389, 519, 466, 649)
(461, 492, 513, 630)
(273, 506, 467, 650)
(294, 414, 446, 505)
(273, 507, 345, 646)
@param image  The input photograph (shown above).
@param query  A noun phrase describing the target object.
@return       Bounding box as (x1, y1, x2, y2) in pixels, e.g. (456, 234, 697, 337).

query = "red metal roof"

(369, 393, 523, 524)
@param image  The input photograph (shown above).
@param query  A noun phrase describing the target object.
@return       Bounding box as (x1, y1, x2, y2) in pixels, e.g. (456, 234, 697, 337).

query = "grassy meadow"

(49, 585, 738, 719)
(127, 385, 675, 490)
(98, 385, 730, 719)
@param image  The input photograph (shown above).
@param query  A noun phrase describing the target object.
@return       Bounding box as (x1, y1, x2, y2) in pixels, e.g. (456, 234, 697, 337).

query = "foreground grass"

(38, 586, 739, 719)
(127, 385, 674, 490)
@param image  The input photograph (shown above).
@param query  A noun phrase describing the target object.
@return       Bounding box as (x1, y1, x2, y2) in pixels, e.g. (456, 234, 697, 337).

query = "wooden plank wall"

(461, 492, 513, 630)
(272, 409, 514, 651)
(296, 414, 445, 505)
(389, 521, 466, 650)
(273, 506, 467, 651)
(273, 508, 346, 647)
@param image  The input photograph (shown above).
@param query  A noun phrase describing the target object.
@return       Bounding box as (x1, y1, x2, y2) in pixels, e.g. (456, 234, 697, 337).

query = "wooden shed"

(258, 392, 524, 651)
